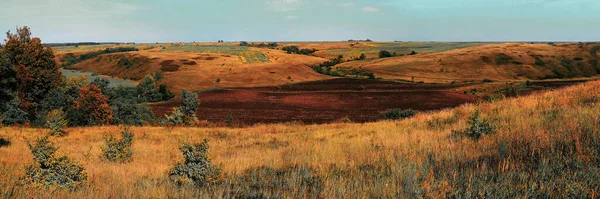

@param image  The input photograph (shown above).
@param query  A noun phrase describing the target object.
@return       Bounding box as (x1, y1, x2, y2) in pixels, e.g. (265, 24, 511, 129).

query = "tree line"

(0, 26, 192, 128)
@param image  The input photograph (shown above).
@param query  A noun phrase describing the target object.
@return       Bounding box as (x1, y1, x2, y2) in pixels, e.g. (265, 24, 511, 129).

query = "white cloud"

(266, 0, 302, 12)
(324, 1, 356, 7)
(285, 15, 298, 20)
(361, 6, 379, 12)
(340, 2, 356, 7)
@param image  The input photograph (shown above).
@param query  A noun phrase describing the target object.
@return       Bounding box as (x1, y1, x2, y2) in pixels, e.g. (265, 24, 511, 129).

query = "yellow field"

(1, 80, 599, 198)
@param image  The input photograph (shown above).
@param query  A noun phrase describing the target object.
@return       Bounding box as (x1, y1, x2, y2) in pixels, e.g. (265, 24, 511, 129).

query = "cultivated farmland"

(161, 44, 270, 63)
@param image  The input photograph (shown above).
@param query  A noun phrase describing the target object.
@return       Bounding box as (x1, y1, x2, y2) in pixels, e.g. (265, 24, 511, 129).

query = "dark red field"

(151, 78, 480, 124)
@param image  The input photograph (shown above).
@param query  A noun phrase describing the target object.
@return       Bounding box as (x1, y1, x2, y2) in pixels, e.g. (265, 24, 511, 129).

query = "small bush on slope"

(103, 127, 134, 163)
(46, 109, 68, 136)
(161, 89, 199, 126)
(0, 137, 10, 147)
(452, 110, 495, 140)
(23, 136, 87, 189)
(381, 109, 417, 120)
(169, 139, 221, 187)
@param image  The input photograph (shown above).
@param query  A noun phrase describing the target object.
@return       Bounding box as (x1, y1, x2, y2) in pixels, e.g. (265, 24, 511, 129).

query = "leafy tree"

(64, 75, 88, 100)
(282, 46, 299, 54)
(111, 97, 156, 125)
(73, 85, 113, 126)
(1, 97, 28, 125)
(136, 75, 163, 102)
(0, 48, 16, 110)
(239, 41, 249, 46)
(91, 78, 115, 99)
(159, 84, 175, 101)
(39, 89, 71, 113)
(4, 26, 64, 118)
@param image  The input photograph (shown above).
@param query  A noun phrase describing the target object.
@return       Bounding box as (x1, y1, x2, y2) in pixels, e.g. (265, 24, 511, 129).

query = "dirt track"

(151, 78, 479, 124)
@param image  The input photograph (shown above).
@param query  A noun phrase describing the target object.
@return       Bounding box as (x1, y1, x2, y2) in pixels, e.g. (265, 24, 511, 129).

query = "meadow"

(1, 79, 599, 198)
(322, 42, 485, 59)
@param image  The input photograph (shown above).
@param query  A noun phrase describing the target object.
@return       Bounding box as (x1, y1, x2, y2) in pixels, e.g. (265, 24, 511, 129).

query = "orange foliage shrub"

(74, 85, 113, 125)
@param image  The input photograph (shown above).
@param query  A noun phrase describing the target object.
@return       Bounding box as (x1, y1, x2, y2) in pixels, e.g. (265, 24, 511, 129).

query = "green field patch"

(326, 42, 485, 58)
(161, 44, 269, 64)
(61, 69, 138, 88)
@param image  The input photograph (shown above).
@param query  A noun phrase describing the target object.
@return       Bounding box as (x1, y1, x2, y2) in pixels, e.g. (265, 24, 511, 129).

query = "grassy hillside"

(61, 47, 331, 93)
(338, 43, 600, 82)
(1, 80, 598, 198)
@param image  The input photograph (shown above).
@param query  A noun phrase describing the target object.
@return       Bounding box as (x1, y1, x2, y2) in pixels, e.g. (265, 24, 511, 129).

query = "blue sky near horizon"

(0, 0, 598, 43)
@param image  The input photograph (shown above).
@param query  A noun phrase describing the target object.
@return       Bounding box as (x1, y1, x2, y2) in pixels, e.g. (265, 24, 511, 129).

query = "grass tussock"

(0, 80, 599, 198)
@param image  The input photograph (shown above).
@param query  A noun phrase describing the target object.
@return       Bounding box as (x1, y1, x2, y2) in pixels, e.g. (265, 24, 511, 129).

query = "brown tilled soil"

(151, 78, 479, 124)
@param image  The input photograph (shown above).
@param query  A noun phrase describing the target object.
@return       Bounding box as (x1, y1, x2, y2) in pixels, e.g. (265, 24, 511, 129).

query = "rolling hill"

(336, 43, 600, 83)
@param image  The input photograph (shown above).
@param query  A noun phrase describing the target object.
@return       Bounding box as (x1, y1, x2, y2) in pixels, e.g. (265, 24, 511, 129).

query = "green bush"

(495, 53, 513, 65)
(534, 56, 545, 66)
(162, 107, 198, 126)
(23, 136, 87, 189)
(46, 109, 68, 136)
(379, 50, 393, 58)
(381, 109, 417, 120)
(169, 139, 221, 187)
(180, 89, 199, 118)
(0, 137, 10, 147)
(1, 97, 28, 125)
(111, 98, 156, 125)
(103, 128, 134, 163)
(453, 110, 495, 140)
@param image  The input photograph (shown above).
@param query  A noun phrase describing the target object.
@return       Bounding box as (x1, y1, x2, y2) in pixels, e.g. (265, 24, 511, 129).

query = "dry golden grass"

(338, 43, 600, 83)
(60, 46, 331, 93)
(1, 80, 599, 198)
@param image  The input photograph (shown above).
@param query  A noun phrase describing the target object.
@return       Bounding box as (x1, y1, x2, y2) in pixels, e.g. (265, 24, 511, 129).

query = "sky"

(0, 0, 598, 43)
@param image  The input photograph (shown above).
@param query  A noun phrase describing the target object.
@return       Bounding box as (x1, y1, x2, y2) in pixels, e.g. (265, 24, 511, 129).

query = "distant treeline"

(62, 47, 139, 68)
(347, 39, 372, 42)
(45, 42, 133, 47)
(310, 55, 375, 79)
(239, 41, 279, 49)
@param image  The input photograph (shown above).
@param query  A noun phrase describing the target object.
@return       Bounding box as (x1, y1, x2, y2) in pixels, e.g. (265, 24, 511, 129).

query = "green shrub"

(103, 128, 134, 163)
(46, 109, 68, 136)
(111, 98, 156, 125)
(225, 113, 233, 125)
(1, 98, 28, 125)
(180, 89, 199, 118)
(162, 107, 198, 126)
(453, 110, 495, 140)
(23, 136, 87, 189)
(381, 109, 417, 120)
(379, 50, 393, 58)
(494, 53, 512, 65)
(0, 137, 10, 147)
(169, 139, 221, 187)
(534, 56, 545, 66)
